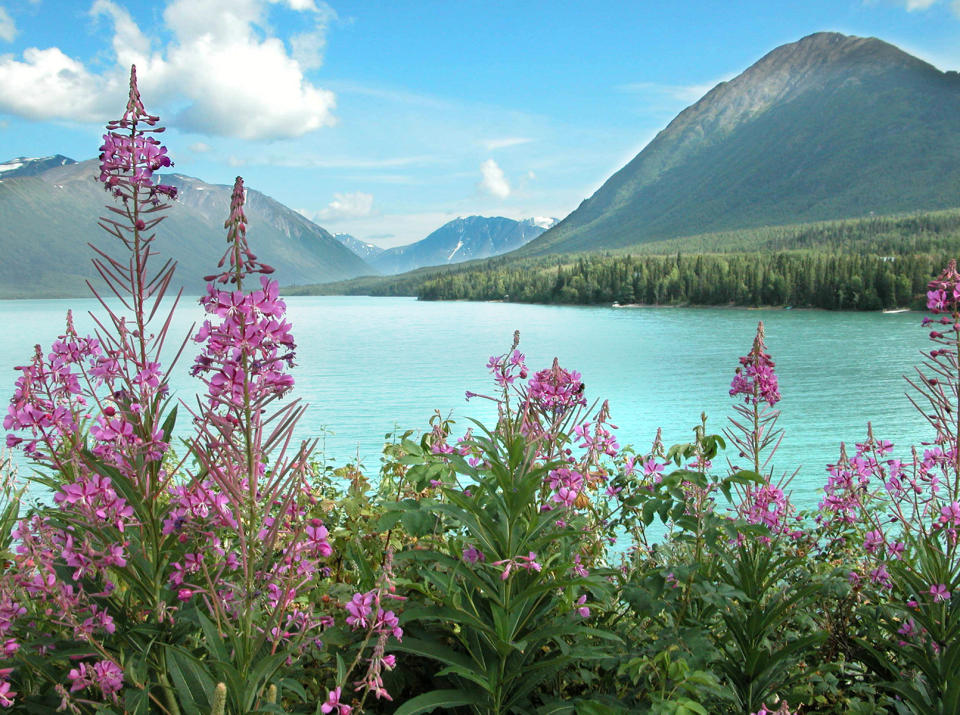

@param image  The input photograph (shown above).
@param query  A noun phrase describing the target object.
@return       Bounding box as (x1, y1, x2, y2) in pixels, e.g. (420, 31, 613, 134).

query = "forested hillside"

(293, 208, 960, 310)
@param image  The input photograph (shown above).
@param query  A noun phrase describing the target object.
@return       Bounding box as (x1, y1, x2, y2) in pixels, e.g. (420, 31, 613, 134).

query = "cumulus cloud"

(904, 0, 938, 8)
(0, 0, 336, 140)
(0, 6, 16, 42)
(318, 191, 375, 221)
(189, 142, 212, 153)
(478, 159, 510, 199)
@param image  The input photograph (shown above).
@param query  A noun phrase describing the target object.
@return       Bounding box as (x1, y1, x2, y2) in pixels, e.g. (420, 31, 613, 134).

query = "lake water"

(0, 296, 935, 511)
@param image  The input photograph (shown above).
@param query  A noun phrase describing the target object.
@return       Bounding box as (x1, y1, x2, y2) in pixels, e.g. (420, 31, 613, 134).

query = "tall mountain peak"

(521, 32, 960, 256)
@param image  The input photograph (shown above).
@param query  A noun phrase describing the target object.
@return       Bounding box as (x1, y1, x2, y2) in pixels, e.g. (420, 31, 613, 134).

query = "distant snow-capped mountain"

(333, 233, 386, 262)
(0, 155, 76, 179)
(370, 215, 558, 275)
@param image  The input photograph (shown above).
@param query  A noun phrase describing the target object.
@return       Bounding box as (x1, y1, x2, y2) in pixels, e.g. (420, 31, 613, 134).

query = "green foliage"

(394, 421, 620, 714)
(855, 532, 960, 714)
(708, 539, 827, 712)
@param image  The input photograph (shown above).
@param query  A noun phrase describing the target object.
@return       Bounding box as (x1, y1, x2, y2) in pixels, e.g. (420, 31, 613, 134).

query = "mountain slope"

(371, 216, 556, 275)
(0, 159, 373, 297)
(520, 32, 960, 256)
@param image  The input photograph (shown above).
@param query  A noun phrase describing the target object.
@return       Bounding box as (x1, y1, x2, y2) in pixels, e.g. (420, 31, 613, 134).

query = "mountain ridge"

(0, 157, 374, 297)
(519, 32, 960, 256)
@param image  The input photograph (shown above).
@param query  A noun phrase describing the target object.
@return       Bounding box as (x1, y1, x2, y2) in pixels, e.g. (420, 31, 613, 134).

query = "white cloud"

(271, 0, 322, 10)
(618, 80, 725, 103)
(0, 6, 16, 42)
(288, 1, 337, 69)
(189, 142, 212, 153)
(0, 46, 122, 121)
(478, 159, 510, 199)
(875, 0, 957, 12)
(482, 137, 532, 151)
(252, 154, 436, 169)
(0, 0, 336, 140)
(318, 191, 374, 221)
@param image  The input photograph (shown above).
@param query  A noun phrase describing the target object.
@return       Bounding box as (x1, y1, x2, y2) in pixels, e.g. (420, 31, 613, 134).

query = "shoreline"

(608, 301, 915, 313)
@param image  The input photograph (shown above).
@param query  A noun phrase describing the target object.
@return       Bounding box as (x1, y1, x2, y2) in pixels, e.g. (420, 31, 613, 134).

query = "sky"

(2, 1, 960, 248)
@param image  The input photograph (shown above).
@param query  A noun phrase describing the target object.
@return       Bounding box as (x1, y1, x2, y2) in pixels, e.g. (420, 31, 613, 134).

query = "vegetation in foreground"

(2, 68, 960, 714)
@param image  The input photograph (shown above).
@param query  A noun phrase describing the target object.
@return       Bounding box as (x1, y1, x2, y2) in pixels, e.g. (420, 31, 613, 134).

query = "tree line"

(406, 251, 949, 310)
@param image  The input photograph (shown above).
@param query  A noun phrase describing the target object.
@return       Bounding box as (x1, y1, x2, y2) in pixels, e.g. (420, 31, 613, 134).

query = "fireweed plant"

(386, 333, 625, 714)
(810, 260, 960, 713)
(2, 67, 960, 715)
(0, 69, 401, 714)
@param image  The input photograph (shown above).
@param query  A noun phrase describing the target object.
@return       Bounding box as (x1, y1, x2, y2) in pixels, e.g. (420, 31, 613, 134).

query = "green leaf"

(726, 470, 764, 486)
(401, 508, 435, 537)
(165, 646, 216, 713)
(160, 405, 178, 442)
(196, 612, 228, 662)
(392, 689, 486, 715)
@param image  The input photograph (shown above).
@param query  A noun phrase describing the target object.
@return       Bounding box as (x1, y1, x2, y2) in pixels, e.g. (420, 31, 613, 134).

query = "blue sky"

(1, 0, 960, 247)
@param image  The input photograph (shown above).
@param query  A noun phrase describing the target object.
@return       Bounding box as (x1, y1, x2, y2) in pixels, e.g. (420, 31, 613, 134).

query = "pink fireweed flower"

(93, 660, 124, 696)
(526, 358, 587, 414)
(493, 552, 542, 580)
(926, 260, 960, 314)
(572, 553, 589, 577)
(0, 678, 14, 707)
(462, 545, 484, 563)
(575, 594, 590, 618)
(739, 483, 789, 532)
(730, 321, 781, 407)
(870, 564, 893, 590)
(374, 609, 403, 640)
(518, 551, 542, 572)
(305, 519, 333, 557)
(192, 275, 296, 406)
(320, 687, 352, 714)
(98, 66, 177, 200)
(939, 501, 960, 528)
(487, 349, 527, 388)
(68, 660, 124, 698)
(345, 592, 374, 629)
(930, 583, 951, 602)
(863, 529, 884, 555)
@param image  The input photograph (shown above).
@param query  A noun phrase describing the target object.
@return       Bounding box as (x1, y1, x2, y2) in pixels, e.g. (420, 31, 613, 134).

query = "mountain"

(0, 155, 76, 178)
(520, 32, 960, 256)
(0, 159, 374, 297)
(334, 233, 386, 262)
(371, 216, 557, 275)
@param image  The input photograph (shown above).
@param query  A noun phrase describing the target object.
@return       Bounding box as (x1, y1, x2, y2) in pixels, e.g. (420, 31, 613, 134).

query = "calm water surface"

(0, 296, 934, 509)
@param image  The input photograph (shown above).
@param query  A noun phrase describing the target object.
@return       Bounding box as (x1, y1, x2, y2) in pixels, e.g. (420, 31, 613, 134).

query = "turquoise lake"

(0, 296, 936, 510)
